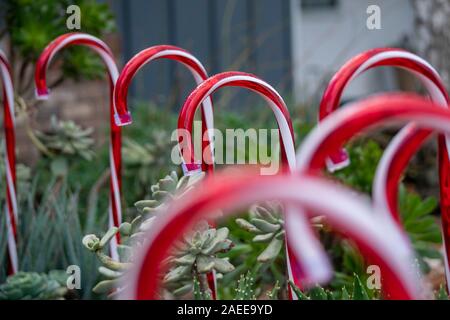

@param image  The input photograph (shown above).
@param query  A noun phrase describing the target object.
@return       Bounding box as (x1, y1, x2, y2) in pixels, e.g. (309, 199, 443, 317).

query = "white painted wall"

(290, 0, 415, 104)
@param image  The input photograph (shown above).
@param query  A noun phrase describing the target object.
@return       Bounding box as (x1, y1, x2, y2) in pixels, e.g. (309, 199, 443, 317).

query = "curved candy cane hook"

(35, 32, 131, 260)
(319, 48, 448, 171)
(113, 45, 214, 174)
(298, 93, 450, 290)
(177, 71, 332, 296)
(119, 170, 422, 300)
(0, 50, 18, 274)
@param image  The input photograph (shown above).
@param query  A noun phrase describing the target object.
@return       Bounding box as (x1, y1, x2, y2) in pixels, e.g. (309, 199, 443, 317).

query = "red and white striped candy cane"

(35, 33, 131, 260)
(298, 93, 450, 290)
(112, 44, 217, 295)
(0, 50, 18, 274)
(119, 169, 422, 299)
(318, 49, 450, 289)
(319, 48, 448, 172)
(177, 71, 332, 298)
(113, 45, 215, 175)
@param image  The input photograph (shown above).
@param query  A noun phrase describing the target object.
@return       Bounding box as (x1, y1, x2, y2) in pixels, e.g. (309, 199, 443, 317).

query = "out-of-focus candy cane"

(0, 50, 18, 274)
(177, 71, 332, 298)
(35, 32, 131, 260)
(299, 93, 450, 291)
(119, 168, 422, 300)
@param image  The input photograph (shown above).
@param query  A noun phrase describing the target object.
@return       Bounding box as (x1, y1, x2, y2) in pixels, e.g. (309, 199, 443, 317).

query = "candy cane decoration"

(177, 71, 332, 297)
(112, 44, 218, 295)
(35, 33, 131, 260)
(119, 169, 422, 300)
(319, 48, 448, 172)
(113, 45, 215, 174)
(318, 48, 450, 290)
(298, 93, 450, 290)
(0, 50, 18, 274)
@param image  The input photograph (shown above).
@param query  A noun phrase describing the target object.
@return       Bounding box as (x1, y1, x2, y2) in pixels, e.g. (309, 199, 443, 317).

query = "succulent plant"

(235, 202, 285, 263)
(122, 131, 175, 188)
(83, 170, 234, 298)
(0, 270, 68, 300)
(236, 202, 324, 263)
(234, 271, 256, 300)
(163, 221, 234, 297)
(35, 115, 95, 161)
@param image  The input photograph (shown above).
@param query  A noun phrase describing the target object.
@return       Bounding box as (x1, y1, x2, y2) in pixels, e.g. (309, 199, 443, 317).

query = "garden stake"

(177, 71, 332, 298)
(112, 44, 217, 297)
(35, 32, 131, 260)
(119, 169, 422, 300)
(0, 50, 18, 274)
(299, 93, 450, 291)
(318, 48, 450, 290)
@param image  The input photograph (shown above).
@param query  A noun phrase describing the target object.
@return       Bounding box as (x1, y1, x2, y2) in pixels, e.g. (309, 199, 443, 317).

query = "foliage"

(2, 0, 115, 85)
(0, 270, 68, 300)
(289, 274, 371, 300)
(0, 177, 103, 299)
(332, 140, 383, 194)
(235, 202, 285, 263)
(398, 185, 442, 272)
(83, 170, 235, 298)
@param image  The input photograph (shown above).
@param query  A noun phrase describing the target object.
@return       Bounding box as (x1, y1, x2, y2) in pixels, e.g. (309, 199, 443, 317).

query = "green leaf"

(352, 274, 370, 300)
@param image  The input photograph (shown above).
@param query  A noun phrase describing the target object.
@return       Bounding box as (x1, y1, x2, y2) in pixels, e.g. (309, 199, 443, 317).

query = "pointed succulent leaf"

(164, 266, 191, 283)
(235, 218, 261, 233)
(257, 238, 283, 263)
(250, 218, 280, 233)
(98, 266, 122, 279)
(253, 233, 274, 243)
(196, 256, 215, 273)
(93, 280, 117, 294)
(212, 258, 235, 273)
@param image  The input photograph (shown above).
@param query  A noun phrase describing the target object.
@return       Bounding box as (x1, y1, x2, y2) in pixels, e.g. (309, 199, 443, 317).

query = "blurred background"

(0, 0, 449, 299)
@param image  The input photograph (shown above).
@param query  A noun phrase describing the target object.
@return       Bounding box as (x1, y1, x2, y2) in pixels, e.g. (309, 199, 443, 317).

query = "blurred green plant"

(0, 176, 103, 299)
(2, 0, 115, 96)
(35, 116, 95, 177)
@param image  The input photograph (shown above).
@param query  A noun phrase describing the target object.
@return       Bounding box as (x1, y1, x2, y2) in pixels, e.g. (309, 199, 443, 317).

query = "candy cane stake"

(112, 44, 217, 295)
(35, 32, 130, 260)
(298, 93, 450, 290)
(119, 169, 422, 300)
(178, 71, 333, 296)
(113, 45, 215, 174)
(319, 49, 450, 290)
(0, 50, 18, 274)
(319, 48, 448, 172)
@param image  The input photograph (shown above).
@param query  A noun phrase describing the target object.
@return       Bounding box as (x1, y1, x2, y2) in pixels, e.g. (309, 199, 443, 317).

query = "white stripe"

(1, 49, 18, 272)
(5, 204, 18, 273)
(109, 144, 123, 225)
(0, 52, 15, 127)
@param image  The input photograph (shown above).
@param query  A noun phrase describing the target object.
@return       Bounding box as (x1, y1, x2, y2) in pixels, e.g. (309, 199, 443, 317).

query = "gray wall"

(109, 0, 292, 109)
